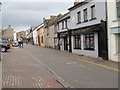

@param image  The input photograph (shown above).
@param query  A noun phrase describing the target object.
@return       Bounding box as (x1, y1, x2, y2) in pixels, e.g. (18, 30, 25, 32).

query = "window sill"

(74, 48, 81, 50)
(76, 22, 81, 25)
(89, 17, 97, 21)
(82, 20, 88, 23)
(84, 48, 95, 51)
(112, 18, 120, 22)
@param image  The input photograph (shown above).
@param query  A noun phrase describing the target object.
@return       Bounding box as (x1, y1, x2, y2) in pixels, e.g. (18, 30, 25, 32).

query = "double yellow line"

(72, 57, 120, 72)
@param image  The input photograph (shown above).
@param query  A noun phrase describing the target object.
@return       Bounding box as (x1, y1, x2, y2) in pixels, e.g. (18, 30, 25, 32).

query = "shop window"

(84, 34, 94, 50)
(117, 0, 120, 18)
(77, 11, 81, 23)
(74, 35, 81, 49)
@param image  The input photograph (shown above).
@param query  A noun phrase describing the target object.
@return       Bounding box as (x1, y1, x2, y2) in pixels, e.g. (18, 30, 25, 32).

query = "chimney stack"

(50, 16, 56, 19)
(74, 0, 81, 5)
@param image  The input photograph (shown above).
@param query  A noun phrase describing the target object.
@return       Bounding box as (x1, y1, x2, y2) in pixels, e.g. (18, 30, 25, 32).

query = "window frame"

(74, 35, 81, 49)
(83, 8, 88, 22)
(91, 5, 96, 20)
(84, 34, 95, 50)
(77, 11, 81, 24)
(62, 21, 64, 29)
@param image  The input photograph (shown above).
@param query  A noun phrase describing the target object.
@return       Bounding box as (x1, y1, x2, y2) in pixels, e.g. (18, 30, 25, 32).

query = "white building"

(14, 31, 17, 40)
(107, 0, 120, 62)
(68, 0, 108, 60)
(33, 26, 38, 45)
(57, 12, 71, 52)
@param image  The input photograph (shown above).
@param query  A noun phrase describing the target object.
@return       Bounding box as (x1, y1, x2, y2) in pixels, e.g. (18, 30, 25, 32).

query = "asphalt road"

(2, 44, 118, 88)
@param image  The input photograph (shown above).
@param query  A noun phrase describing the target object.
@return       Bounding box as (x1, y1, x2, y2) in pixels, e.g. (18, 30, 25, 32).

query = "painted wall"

(69, 0, 106, 29)
(37, 25, 45, 46)
(107, 0, 120, 62)
(71, 33, 98, 57)
(33, 29, 38, 45)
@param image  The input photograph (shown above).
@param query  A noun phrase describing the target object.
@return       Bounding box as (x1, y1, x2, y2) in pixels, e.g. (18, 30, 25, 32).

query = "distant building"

(37, 23, 45, 46)
(17, 30, 26, 40)
(2, 25, 14, 40)
(44, 15, 63, 49)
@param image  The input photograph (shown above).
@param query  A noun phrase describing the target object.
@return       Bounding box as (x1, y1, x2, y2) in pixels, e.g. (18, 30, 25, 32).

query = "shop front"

(71, 22, 108, 60)
(58, 31, 72, 52)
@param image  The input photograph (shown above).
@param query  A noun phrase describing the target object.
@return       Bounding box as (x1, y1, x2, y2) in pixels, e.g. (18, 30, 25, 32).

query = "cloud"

(2, 2, 73, 32)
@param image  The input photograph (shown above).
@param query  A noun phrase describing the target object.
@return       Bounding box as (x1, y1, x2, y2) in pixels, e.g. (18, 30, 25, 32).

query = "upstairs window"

(77, 11, 81, 23)
(83, 9, 88, 22)
(65, 20, 67, 29)
(91, 5, 96, 19)
(62, 21, 64, 29)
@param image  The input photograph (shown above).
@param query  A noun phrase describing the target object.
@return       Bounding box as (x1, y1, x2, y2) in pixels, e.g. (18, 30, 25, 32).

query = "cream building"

(2, 25, 14, 40)
(107, 0, 120, 62)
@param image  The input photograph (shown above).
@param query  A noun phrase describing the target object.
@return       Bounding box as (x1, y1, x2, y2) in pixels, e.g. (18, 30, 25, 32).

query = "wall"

(33, 29, 38, 45)
(107, 0, 120, 62)
(69, 0, 106, 30)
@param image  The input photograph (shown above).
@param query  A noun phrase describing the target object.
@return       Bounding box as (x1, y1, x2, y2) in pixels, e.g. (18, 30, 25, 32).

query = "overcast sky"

(1, 1, 74, 32)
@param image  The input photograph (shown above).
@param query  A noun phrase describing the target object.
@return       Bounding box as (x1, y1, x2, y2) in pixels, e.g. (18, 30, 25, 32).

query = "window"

(83, 9, 88, 22)
(84, 34, 94, 50)
(77, 11, 81, 23)
(74, 35, 81, 49)
(65, 20, 67, 28)
(91, 5, 96, 19)
(116, 0, 120, 18)
(62, 21, 64, 29)
(41, 36, 43, 43)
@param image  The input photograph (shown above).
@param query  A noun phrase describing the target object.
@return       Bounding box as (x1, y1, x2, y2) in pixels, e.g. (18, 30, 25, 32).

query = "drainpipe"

(105, 0, 109, 60)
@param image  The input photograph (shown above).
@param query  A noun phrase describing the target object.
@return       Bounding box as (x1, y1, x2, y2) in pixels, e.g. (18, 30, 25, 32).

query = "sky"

(0, 0, 74, 32)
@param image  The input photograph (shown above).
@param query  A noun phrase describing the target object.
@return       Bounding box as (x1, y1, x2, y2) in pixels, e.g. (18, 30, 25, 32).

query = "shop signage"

(72, 25, 101, 35)
(60, 32, 68, 37)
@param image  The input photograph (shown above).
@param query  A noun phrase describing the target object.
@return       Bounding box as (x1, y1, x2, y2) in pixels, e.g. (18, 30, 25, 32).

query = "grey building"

(68, 0, 108, 60)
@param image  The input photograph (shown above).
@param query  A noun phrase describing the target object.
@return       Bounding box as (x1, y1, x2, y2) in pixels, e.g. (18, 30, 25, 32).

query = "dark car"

(0, 40, 10, 52)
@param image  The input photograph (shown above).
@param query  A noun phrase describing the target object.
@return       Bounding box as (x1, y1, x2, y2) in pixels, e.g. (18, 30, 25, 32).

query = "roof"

(58, 12, 70, 23)
(44, 12, 70, 27)
(68, 0, 90, 11)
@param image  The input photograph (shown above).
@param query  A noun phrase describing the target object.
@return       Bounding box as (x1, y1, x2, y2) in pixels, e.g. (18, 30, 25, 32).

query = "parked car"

(12, 40, 19, 47)
(0, 40, 10, 52)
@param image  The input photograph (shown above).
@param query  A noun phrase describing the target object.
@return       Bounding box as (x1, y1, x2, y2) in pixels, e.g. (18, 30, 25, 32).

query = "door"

(64, 37, 68, 51)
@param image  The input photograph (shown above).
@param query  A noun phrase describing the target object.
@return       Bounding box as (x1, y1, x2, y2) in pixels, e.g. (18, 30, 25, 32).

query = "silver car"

(12, 40, 19, 47)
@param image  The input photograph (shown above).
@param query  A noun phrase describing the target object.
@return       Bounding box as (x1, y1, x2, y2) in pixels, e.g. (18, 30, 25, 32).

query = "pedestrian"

(18, 37, 24, 48)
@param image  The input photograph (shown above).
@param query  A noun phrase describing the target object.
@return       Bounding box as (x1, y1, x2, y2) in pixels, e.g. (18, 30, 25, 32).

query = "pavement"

(2, 47, 64, 88)
(2, 44, 119, 88)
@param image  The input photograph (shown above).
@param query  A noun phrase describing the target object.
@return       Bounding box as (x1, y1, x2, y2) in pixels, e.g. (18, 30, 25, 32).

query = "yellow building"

(37, 23, 45, 46)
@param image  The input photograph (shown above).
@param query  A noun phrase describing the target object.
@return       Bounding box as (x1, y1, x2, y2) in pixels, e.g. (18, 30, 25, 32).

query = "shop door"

(98, 32, 108, 60)
(64, 37, 68, 51)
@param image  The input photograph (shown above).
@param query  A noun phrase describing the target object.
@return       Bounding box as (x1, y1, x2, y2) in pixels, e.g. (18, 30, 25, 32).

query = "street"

(2, 44, 118, 88)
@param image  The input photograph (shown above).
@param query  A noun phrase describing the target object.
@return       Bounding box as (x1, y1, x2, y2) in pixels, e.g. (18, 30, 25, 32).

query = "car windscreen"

(2, 40, 8, 43)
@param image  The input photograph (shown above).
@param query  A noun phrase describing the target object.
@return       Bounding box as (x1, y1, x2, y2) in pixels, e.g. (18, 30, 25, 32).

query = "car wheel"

(1, 47, 6, 52)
